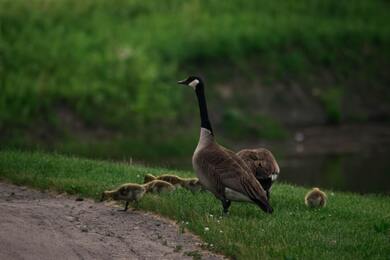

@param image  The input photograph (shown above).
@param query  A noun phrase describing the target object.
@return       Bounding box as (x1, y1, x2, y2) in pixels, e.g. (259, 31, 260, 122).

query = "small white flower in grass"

(137, 175, 140, 178)
(210, 244, 214, 247)
(209, 214, 213, 218)
(219, 230, 223, 233)
(217, 220, 220, 224)
(204, 227, 210, 232)
(185, 222, 189, 225)
(331, 192, 335, 196)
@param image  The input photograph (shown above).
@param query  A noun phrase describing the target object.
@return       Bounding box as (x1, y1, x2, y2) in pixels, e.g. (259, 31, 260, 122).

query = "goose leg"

(118, 201, 129, 212)
(221, 199, 231, 214)
(100, 193, 105, 202)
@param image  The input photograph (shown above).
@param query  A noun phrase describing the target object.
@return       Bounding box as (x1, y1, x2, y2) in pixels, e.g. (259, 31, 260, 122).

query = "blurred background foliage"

(0, 0, 389, 166)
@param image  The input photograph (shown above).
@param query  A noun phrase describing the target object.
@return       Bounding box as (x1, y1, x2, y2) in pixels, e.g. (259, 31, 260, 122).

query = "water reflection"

(158, 125, 390, 195)
(280, 153, 390, 195)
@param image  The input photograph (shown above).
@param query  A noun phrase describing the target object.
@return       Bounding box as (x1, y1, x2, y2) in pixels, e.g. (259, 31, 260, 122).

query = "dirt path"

(0, 182, 224, 260)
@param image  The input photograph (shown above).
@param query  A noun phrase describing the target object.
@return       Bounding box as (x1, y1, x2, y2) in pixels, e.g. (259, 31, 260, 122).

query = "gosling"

(101, 180, 175, 211)
(144, 174, 203, 192)
(100, 183, 146, 211)
(143, 179, 175, 193)
(305, 188, 327, 208)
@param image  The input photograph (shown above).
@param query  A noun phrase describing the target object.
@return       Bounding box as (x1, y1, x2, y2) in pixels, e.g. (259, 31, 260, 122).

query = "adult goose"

(237, 148, 280, 200)
(178, 76, 273, 214)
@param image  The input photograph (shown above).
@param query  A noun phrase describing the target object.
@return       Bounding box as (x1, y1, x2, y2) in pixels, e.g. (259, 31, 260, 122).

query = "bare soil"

(0, 182, 224, 260)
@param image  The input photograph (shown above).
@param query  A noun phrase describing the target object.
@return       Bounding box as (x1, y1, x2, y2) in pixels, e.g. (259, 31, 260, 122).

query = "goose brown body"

(193, 128, 273, 213)
(237, 148, 280, 199)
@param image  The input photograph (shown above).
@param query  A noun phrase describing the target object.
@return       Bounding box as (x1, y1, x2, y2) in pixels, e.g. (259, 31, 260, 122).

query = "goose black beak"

(177, 79, 187, 85)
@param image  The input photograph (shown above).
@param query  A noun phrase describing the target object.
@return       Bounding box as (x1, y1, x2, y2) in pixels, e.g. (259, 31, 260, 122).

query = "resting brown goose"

(178, 76, 273, 214)
(237, 148, 280, 199)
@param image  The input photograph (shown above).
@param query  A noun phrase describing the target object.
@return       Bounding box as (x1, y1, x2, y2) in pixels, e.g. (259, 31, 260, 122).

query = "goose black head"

(177, 76, 203, 90)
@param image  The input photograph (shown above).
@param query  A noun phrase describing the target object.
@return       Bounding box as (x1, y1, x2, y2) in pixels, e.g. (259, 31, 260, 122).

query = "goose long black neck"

(195, 83, 213, 135)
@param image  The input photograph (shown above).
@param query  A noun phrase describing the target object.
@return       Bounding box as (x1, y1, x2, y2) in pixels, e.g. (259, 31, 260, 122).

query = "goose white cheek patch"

(188, 79, 199, 89)
(271, 174, 278, 181)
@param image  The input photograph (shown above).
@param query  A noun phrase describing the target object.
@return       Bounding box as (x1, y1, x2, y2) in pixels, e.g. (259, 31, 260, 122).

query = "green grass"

(0, 150, 389, 259)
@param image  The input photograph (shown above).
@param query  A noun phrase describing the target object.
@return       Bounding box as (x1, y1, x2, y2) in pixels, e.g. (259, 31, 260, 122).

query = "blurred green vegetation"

(1, 0, 389, 159)
(319, 87, 343, 124)
(222, 109, 288, 140)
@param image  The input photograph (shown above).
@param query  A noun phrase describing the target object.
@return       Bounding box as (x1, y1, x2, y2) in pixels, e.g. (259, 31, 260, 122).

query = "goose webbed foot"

(118, 201, 129, 212)
(221, 199, 231, 214)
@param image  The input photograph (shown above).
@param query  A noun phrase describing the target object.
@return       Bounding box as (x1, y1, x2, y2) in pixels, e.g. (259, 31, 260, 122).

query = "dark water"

(157, 125, 390, 195)
(159, 152, 390, 195)
(280, 153, 390, 195)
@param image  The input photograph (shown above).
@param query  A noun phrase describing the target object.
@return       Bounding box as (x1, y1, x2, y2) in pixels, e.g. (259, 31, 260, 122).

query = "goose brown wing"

(196, 144, 273, 213)
(237, 149, 280, 178)
(196, 144, 251, 180)
(220, 146, 253, 174)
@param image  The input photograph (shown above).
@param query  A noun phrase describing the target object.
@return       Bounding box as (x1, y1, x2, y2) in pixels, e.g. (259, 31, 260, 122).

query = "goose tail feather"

(241, 178, 273, 213)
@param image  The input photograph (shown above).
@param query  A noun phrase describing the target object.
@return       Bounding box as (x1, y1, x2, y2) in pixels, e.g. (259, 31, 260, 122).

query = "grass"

(0, 150, 389, 259)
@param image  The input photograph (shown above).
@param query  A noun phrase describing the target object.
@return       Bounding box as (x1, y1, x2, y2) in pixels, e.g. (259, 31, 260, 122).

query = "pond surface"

(280, 153, 390, 195)
(275, 124, 390, 195)
(159, 124, 390, 195)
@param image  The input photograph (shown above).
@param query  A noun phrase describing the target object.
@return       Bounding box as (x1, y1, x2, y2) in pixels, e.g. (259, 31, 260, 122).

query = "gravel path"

(0, 182, 224, 260)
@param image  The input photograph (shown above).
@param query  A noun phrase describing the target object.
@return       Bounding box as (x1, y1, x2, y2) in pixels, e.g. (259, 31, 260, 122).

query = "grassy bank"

(0, 150, 389, 259)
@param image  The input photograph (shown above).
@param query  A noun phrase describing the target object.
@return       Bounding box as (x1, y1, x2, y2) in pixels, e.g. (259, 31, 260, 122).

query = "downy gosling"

(101, 180, 175, 211)
(144, 174, 203, 192)
(305, 187, 327, 208)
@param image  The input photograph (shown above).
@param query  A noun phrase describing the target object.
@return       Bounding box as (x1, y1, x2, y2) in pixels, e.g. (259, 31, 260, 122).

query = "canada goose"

(237, 148, 280, 199)
(305, 187, 327, 208)
(100, 183, 146, 211)
(144, 173, 203, 192)
(178, 76, 273, 214)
